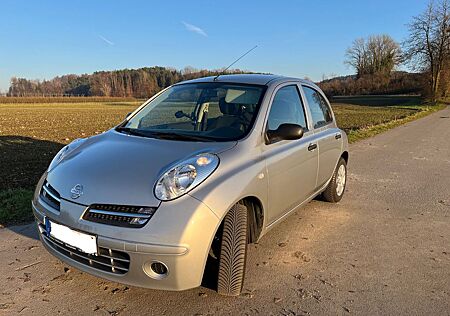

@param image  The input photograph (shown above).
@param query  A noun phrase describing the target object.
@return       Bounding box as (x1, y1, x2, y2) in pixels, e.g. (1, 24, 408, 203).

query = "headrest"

(219, 98, 240, 115)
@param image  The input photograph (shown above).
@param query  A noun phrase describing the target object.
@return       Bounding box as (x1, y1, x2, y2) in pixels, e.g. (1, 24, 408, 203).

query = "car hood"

(46, 130, 236, 206)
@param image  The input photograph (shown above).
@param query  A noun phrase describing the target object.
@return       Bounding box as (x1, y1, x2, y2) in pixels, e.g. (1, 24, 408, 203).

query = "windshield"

(119, 82, 266, 142)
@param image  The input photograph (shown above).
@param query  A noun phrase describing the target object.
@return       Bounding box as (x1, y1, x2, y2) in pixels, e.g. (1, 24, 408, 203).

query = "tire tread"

(217, 203, 248, 296)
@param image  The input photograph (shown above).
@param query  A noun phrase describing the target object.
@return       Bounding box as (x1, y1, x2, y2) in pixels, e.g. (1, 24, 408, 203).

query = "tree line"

(7, 67, 248, 98)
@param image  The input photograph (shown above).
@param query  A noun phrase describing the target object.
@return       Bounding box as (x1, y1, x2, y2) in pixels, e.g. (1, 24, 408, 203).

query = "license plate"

(45, 218, 97, 255)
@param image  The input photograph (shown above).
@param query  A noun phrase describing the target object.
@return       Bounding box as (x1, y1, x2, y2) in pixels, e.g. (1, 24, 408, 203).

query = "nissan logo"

(70, 184, 83, 199)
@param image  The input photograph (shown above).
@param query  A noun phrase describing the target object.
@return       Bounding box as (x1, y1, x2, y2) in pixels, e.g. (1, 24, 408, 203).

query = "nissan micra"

(32, 74, 348, 296)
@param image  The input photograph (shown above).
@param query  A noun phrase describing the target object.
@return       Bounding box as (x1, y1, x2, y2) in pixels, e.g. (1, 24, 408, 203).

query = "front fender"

(189, 142, 267, 224)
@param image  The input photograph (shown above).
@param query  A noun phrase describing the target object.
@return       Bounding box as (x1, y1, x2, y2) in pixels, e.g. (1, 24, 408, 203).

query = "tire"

(322, 157, 347, 203)
(217, 203, 248, 296)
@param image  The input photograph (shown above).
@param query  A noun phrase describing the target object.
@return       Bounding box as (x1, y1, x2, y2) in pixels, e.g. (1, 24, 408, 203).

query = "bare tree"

(346, 35, 401, 78)
(403, 0, 450, 100)
(345, 38, 367, 77)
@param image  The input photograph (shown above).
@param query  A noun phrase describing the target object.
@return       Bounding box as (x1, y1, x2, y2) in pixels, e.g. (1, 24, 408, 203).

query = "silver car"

(32, 74, 348, 296)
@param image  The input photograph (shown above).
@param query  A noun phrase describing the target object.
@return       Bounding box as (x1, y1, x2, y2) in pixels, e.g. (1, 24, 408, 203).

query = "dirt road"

(1, 107, 449, 315)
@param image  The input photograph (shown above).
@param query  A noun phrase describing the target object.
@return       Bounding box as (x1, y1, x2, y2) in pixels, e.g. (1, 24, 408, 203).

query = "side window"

(302, 86, 333, 129)
(267, 85, 307, 132)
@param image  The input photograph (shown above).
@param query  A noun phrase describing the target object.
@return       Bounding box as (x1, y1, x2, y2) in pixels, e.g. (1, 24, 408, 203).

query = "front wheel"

(322, 157, 347, 203)
(217, 203, 248, 296)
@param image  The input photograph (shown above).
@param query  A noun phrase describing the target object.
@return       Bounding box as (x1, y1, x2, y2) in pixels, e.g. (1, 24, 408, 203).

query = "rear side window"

(302, 86, 333, 128)
(267, 85, 307, 131)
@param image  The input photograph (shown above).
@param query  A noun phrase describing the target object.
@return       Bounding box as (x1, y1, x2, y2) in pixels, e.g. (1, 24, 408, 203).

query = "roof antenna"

(214, 45, 258, 81)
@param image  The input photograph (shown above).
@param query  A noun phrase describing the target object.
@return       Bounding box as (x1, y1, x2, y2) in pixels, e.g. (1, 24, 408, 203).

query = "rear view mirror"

(266, 124, 304, 144)
(175, 110, 185, 118)
(175, 110, 191, 119)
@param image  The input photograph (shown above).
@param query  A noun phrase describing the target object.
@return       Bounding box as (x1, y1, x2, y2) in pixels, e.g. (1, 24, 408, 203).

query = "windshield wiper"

(115, 127, 153, 138)
(117, 127, 215, 142)
(147, 131, 215, 142)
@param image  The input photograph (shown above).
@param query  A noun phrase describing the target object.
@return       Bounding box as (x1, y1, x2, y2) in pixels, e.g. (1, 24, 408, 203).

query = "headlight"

(154, 153, 219, 201)
(48, 138, 85, 171)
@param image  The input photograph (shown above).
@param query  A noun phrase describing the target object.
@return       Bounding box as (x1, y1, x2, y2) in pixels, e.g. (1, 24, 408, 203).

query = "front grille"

(83, 204, 156, 228)
(40, 225, 130, 275)
(40, 180, 61, 211)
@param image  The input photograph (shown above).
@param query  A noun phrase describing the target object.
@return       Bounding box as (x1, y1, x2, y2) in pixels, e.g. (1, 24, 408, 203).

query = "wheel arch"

(341, 150, 349, 163)
(210, 195, 265, 246)
(200, 195, 265, 288)
(240, 196, 264, 243)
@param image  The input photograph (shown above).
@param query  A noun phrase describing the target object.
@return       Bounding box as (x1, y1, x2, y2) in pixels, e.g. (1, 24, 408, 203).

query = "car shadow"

(1, 135, 63, 239)
(0, 135, 64, 190)
(7, 223, 39, 240)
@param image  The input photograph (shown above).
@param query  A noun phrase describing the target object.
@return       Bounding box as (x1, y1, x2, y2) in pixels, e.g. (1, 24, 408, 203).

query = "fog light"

(151, 262, 168, 275)
(143, 261, 169, 279)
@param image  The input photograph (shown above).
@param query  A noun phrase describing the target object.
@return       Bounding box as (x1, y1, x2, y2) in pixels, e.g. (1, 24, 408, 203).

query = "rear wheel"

(322, 157, 347, 203)
(217, 203, 248, 296)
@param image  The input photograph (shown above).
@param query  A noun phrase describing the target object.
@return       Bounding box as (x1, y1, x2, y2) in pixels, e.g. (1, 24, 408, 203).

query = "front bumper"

(32, 188, 220, 291)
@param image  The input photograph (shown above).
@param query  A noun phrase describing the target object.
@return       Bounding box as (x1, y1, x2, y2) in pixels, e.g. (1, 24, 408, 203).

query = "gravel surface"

(1, 106, 449, 315)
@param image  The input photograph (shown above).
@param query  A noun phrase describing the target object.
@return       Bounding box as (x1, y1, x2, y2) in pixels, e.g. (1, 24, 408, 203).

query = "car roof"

(176, 74, 319, 88)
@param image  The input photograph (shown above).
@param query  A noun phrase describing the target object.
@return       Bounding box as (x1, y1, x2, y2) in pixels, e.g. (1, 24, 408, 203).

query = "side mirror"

(267, 123, 304, 143)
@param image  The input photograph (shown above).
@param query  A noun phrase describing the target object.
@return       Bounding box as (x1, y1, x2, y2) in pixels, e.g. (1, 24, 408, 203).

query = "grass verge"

(346, 104, 446, 143)
(0, 189, 34, 227)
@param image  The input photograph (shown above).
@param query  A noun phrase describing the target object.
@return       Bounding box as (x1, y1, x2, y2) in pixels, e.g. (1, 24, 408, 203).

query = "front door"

(263, 84, 319, 225)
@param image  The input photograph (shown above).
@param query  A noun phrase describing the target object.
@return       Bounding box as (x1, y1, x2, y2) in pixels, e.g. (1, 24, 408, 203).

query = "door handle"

(308, 143, 317, 151)
(335, 133, 342, 140)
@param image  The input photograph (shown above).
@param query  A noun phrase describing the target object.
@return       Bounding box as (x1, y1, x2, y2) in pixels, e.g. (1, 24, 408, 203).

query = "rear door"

(263, 84, 318, 225)
(301, 85, 342, 188)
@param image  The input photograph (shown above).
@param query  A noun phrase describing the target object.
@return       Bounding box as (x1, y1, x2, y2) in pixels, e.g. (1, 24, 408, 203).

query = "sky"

(0, 0, 429, 92)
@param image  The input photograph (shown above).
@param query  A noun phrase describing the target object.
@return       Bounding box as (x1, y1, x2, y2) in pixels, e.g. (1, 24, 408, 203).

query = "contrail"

(98, 35, 114, 46)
